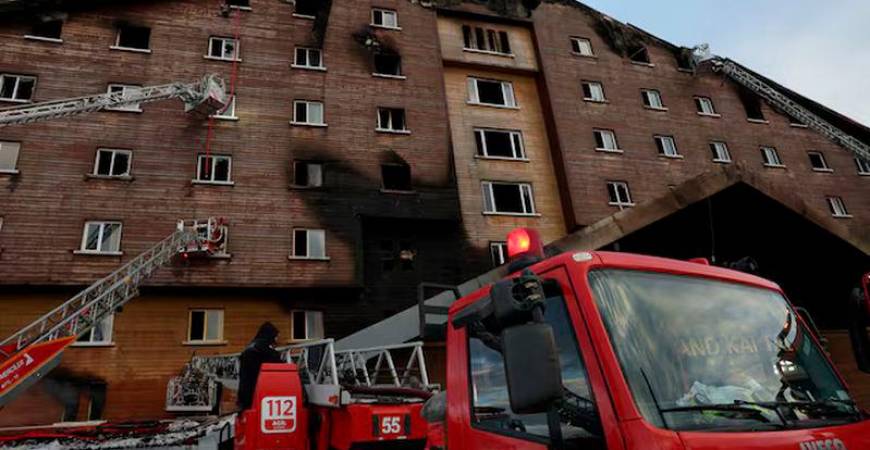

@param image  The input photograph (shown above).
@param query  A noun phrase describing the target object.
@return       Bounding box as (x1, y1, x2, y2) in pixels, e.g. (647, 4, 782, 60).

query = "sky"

(578, 0, 870, 126)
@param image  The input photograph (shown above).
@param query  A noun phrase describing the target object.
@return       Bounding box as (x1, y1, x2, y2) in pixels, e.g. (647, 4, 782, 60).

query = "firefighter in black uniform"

(237, 321, 284, 410)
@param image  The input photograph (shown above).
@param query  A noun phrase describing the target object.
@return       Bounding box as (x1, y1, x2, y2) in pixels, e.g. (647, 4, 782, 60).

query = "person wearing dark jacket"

(237, 321, 284, 410)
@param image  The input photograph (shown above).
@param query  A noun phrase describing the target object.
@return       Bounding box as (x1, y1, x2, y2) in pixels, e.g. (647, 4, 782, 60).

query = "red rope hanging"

(204, 4, 243, 178)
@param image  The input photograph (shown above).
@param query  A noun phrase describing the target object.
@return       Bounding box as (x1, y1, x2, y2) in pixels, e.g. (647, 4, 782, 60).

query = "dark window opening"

(30, 20, 62, 39)
(294, 161, 323, 187)
(475, 129, 522, 159)
(462, 25, 510, 54)
(377, 108, 406, 131)
(381, 164, 412, 191)
(491, 184, 524, 213)
(628, 46, 650, 64)
(87, 383, 107, 420)
(738, 89, 765, 120)
(295, 0, 318, 17)
(399, 240, 415, 271)
(476, 80, 505, 105)
(116, 25, 150, 50)
(808, 152, 829, 170)
(374, 53, 402, 76)
(227, 0, 250, 7)
(292, 311, 307, 340)
(189, 311, 205, 341)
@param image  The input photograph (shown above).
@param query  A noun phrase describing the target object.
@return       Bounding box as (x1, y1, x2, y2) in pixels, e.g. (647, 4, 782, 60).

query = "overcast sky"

(578, 0, 870, 126)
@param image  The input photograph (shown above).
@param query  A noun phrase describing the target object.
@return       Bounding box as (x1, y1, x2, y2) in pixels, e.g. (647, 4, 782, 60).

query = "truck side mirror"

(502, 323, 563, 414)
(848, 273, 870, 373)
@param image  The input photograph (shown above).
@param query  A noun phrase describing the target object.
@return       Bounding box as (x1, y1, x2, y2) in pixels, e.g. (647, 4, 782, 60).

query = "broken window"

(856, 158, 870, 175)
(294, 161, 323, 187)
(0, 141, 21, 172)
(710, 141, 731, 163)
(114, 25, 150, 50)
(196, 154, 232, 183)
(695, 96, 717, 115)
(379, 239, 416, 272)
(75, 315, 114, 345)
(593, 129, 620, 152)
(0, 73, 36, 102)
(292, 311, 324, 340)
(292, 228, 327, 259)
(789, 116, 807, 127)
(208, 36, 240, 60)
(474, 128, 525, 159)
(371, 8, 399, 28)
(581, 81, 606, 102)
(654, 135, 680, 158)
(381, 163, 412, 191)
(808, 151, 831, 171)
(93, 148, 132, 177)
(294, 0, 318, 17)
(641, 89, 664, 109)
(27, 20, 63, 40)
(826, 196, 850, 218)
(482, 181, 535, 215)
(373, 53, 402, 77)
(293, 100, 324, 125)
(188, 309, 224, 343)
(294, 47, 323, 69)
(738, 89, 766, 121)
(628, 45, 650, 64)
(80, 221, 122, 254)
(570, 37, 594, 56)
(490, 241, 507, 267)
(760, 147, 783, 167)
(377, 107, 407, 132)
(462, 25, 511, 55)
(211, 95, 237, 119)
(606, 181, 633, 208)
(106, 84, 142, 112)
(468, 77, 515, 107)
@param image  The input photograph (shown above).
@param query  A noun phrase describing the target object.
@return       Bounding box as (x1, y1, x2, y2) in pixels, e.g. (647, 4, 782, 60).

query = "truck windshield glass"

(589, 269, 858, 431)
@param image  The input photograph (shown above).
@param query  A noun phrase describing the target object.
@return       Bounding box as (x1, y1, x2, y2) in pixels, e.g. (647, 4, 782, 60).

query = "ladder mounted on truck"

(0, 218, 227, 408)
(0, 74, 227, 127)
(711, 57, 870, 161)
(166, 339, 434, 412)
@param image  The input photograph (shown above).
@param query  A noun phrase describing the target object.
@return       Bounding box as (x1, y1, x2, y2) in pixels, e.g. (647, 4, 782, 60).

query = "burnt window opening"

(808, 152, 831, 171)
(87, 382, 107, 420)
(373, 53, 402, 76)
(294, 0, 318, 17)
(28, 20, 63, 40)
(738, 89, 766, 121)
(628, 45, 650, 64)
(115, 24, 151, 50)
(381, 163, 412, 191)
(226, 0, 250, 8)
(294, 161, 323, 187)
(379, 239, 416, 273)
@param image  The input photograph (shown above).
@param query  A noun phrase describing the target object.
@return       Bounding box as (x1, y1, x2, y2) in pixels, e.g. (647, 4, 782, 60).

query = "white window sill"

(832, 214, 853, 219)
(291, 64, 327, 72)
(376, 128, 411, 135)
(229, 5, 252, 11)
(105, 107, 143, 113)
(595, 148, 623, 154)
(859, 172, 870, 177)
(0, 169, 21, 175)
(109, 45, 152, 54)
(24, 35, 63, 43)
(203, 55, 242, 63)
(630, 61, 655, 68)
(372, 73, 406, 80)
(183, 340, 228, 346)
(609, 202, 636, 208)
(467, 102, 519, 110)
(583, 98, 608, 104)
(644, 106, 668, 112)
(482, 212, 542, 218)
(812, 168, 834, 173)
(288, 255, 331, 261)
(73, 250, 124, 256)
(370, 24, 402, 31)
(462, 48, 515, 58)
(290, 121, 328, 128)
(0, 98, 31, 104)
(71, 342, 115, 348)
(570, 52, 597, 59)
(697, 112, 721, 118)
(712, 159, 732, 164)
(191, 180, 235, 186)
(790, 123, 809, 128)
(763, 164, 787, 169)
(85, 174, 134, 182)
(474, 155, 530, 163)
(380, 188, 417, 195)
(211, 115, 239, 121)
(292, 13, 316, 20)
(659, 154, 684, 160)
(747, 118, 769, 124)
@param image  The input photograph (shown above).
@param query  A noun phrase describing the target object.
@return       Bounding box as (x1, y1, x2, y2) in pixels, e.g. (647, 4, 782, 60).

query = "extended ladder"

(0, 218, 226, 407)
(0, 74, 227, 127)
(712, 58, 870, 162)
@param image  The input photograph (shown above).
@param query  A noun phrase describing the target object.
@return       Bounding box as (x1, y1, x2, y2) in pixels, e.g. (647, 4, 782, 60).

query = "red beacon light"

(506, 228, 544, 268)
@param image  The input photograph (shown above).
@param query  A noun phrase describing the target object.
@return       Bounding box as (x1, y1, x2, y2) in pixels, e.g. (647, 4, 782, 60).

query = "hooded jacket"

(237, 322, 284, 409)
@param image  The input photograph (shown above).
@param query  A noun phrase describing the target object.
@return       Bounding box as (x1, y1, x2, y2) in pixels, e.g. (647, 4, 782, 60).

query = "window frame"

(570, 36, 595, 57)
(93, 148, 133, 178)
(474, 128, 526, 160)
(186, 309, 225, 344)
(827, 196, 851, 218)
(710, 141, 731, 163)
(72, 314, 114, 347)
(654, 135, 681, 158)
(206, 36, 241, 61)
(641, 89, 666, 110)
(581, 81, 607, 103)
(0, 141, 22, 174)
(194, 153, 234, 185)
(371, 8, 400, 30)
(372, 53, 404, 79)
(856, 158, 870, 176)
(25, 19, 63, 43)
(0, 73, 37, 103)
(593, 129, 621, 153)
(462, 25, 512, 56)
(77, 221, 123, 255)
(694, 96, 719, 117)
(105, 84, 143, 112)
(292, 47, 325, 70)
(291, 100, 326, 126)
(211, 94, 237, 120)
(481, 181, 537, 216)
(607, 181, 634, 209)
(111, 25, 151, 53)
(490, 241, 508, 267)
(376, 107, 409, 133)
(293, 161, 324, 188)
(291, 310, 325, 341)
(807, 151, 832, 172)
(761, 146, 785, 168)
(380, 163, 413, 192)
(290, 228, 328, 260)
(467, 77, 517, 108)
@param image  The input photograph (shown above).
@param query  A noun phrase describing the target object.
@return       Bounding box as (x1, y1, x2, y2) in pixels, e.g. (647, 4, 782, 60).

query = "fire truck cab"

(436, 229, 870, 450)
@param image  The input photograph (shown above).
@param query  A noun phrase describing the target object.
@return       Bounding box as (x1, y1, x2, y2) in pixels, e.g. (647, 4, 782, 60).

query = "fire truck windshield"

(589, 269, 861, 431)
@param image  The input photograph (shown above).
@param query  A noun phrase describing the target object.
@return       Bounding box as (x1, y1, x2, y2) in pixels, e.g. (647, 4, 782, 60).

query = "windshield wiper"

(660, 402, 789, 429)
(737, 399, 861, 422)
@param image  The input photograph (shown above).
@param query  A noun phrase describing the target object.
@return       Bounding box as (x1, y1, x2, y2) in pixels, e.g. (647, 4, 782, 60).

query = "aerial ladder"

(0, 73, 227, 126)
(710, 57, 870, 162)
(0, 218, 228, 408)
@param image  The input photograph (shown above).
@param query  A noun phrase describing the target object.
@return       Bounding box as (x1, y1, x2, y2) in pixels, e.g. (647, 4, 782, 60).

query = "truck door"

(449, 267, 622, 450)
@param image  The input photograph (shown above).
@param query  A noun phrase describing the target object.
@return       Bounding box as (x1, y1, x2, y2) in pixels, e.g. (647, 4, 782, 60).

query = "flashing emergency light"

(506, 228, 544, 261)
